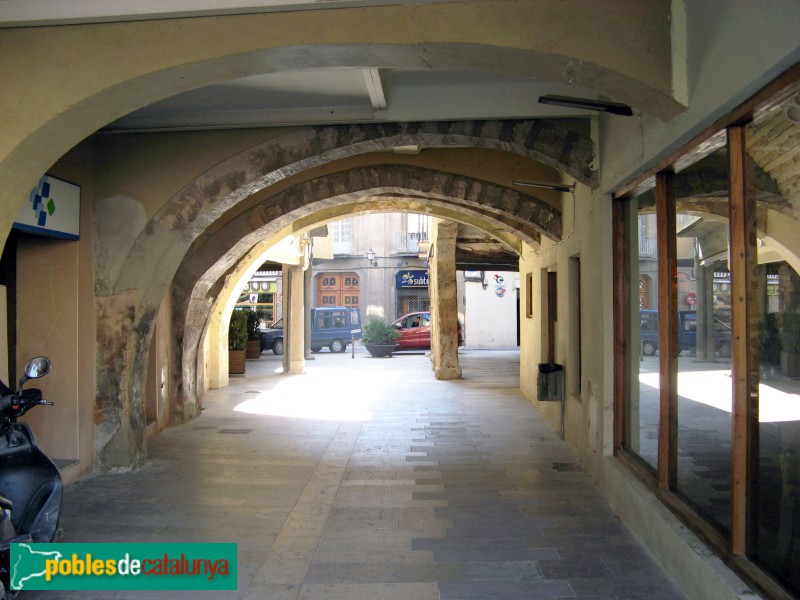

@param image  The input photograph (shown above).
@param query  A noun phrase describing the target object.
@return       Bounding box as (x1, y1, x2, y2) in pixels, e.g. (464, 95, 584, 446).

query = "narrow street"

(50, 350, 686, 599)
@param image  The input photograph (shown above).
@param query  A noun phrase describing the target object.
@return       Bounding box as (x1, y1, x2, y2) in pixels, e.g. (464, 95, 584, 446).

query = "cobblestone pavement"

(40, 349, 688, 599)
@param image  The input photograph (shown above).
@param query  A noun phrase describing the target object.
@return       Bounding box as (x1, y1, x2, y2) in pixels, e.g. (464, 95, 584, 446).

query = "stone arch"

(106, 120, 589, 297)
(2, 4, 681, 237)
(171, 169, 561, 419)
(95, 121, 578, 470)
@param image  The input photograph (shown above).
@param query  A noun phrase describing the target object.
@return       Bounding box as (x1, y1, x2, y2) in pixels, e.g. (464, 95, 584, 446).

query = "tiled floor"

(42, 349, 688, 599)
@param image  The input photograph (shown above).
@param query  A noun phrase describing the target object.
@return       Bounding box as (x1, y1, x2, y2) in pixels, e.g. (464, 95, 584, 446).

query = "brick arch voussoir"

(208, 166, 559, 248)
(114, 120, 585, 297)
(291, 166, 562, 239)
(172, 173, 544, 413)
(179, 185, 529, 325)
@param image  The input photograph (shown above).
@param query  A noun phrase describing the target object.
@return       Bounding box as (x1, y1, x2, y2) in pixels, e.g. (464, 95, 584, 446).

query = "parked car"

(259, 318, 285, 354)
(260, 307, 361, 355)
(639, 309, 731, 358)
(391, 311, 464, 351)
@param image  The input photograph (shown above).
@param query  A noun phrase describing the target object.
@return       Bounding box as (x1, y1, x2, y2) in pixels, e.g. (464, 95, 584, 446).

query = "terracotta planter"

(246, 340, 262, 359)
(228, 349, 246, 374)
(364, 343, 398, 358)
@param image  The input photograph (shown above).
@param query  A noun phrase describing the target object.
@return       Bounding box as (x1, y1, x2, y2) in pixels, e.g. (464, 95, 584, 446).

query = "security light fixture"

(538, 94, 634, 116)
(393, 145, 420, 154)
(512, 180, 575, 193)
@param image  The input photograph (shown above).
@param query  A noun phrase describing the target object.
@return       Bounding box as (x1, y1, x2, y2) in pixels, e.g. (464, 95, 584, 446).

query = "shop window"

(673, 152, 733, 533)
(746, 99, 800, 592)
(614, 71, 800, 597)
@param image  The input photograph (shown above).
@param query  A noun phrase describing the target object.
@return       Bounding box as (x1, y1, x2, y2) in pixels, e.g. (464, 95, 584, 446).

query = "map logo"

(14, 175, 81, 239)
(10, 543, 63, 590)
(29, 176, 56, 227)
(10, 542, 236, 591)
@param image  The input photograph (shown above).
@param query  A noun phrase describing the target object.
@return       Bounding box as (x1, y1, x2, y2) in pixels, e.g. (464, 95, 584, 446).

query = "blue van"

(260, 306, 360, 354)
(640, 309, 696, 356)
(639, 309, 731, 358)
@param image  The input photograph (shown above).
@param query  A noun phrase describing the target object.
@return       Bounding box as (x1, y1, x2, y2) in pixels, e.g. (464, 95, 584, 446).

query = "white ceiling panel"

(0, 0, 471, 27)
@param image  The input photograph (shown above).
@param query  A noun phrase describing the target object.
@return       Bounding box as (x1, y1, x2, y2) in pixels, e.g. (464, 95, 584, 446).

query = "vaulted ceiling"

(1, 1, 672, 267)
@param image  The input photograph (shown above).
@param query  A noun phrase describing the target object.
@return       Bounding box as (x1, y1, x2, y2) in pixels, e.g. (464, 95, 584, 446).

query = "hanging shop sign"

(14, 175, 80, 240)
(396, 270, 429, 288)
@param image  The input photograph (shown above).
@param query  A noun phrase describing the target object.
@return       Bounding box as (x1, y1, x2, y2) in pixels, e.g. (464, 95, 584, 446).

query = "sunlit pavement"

(636, 353, 800, 528)
(48, 349, 687, 599)
(638, 354, 800, 421)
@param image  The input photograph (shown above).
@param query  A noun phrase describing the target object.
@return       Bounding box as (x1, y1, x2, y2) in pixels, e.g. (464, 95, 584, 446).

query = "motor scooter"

(0, 357, 62, 597)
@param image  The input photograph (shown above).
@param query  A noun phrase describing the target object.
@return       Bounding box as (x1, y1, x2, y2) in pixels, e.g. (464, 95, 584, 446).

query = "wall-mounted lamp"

(512, 180, 575, 193)
(538, 94, 633, 116)
(367, 248, 377, 266)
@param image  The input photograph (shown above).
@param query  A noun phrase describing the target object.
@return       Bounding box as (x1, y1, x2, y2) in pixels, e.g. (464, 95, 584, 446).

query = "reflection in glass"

(747, 93, 800, 593)
(627, 194, 659, 471)
(618, 75, 800, 595)
(674, 150, 732, 533)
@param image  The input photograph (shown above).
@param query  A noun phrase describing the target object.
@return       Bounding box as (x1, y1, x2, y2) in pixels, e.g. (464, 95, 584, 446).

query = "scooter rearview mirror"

(19, 356, 52, 389)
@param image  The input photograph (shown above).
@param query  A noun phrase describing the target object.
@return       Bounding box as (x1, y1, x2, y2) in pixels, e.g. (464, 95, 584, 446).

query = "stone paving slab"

(36, 349, 688, 599)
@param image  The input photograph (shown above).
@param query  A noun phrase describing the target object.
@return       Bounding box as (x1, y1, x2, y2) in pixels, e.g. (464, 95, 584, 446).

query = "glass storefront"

(616, 72, 800, 596)
(628, 194, 659, 472)
(746, 93, 800, 592)
(395, 270, 429, 318)
(673, 152, 733, 533)
(235, 279, 277, 323)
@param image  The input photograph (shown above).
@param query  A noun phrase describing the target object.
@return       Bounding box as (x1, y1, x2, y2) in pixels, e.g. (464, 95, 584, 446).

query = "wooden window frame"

(612, 63, 800, 600)
(655, 171, 679, 491)
(546, 270, 557, 364)
(525, 272, 533, 318)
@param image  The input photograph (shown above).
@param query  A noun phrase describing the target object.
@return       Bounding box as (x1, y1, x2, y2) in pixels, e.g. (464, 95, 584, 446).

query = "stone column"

(429, 219, 462, 380)
(282, 264, 290, 374)
(287, 265, 306, 374)
(304, 259, 313, 360)
(695, 263, 714, 361)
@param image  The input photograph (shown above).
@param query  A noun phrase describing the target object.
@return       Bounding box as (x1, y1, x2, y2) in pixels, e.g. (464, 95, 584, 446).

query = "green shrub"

(228, 310, 249, 350)
(361, 317, 400, 345)
(246, 309, 262, 341)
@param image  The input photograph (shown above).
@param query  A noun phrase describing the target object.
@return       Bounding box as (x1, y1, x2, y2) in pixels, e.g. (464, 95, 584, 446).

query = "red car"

(392, 311, 464, 350)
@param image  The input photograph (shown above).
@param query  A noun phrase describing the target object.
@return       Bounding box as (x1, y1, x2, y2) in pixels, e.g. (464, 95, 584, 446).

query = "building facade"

(312, 213, 433, 322)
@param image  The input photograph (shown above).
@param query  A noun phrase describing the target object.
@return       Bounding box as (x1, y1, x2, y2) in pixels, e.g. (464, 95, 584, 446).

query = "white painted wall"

(600, 0, 800, 193)
(464, 271, 518, 348)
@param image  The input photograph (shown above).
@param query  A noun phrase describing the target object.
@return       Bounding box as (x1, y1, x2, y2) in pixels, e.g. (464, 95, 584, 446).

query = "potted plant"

(246, 310, 263, 359)
(228, 309, 248, 374)
(779, 311, 800, 377)
(361, 317, 400, 358)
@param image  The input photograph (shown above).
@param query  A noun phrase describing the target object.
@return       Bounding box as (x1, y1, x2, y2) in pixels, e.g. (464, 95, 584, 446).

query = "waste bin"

(537, 363, 564, 401)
